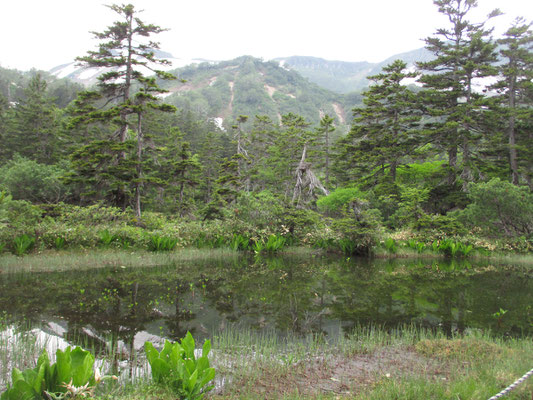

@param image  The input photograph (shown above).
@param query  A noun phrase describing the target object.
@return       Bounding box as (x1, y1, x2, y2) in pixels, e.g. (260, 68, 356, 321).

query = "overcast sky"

(1, 0, 531, 71)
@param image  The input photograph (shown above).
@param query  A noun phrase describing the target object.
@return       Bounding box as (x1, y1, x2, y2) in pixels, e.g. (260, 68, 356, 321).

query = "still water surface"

(1, 254, 531, 352)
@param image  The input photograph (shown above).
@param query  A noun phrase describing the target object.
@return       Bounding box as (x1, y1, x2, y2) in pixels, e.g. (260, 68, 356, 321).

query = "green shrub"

(458, 178, 533, 237)
(144, 332, 215, 399)
(0, 156, 70, 203)
(413, 213, 467, 235)
(317, 187, 365, 215)
(331, 212, 380, 256)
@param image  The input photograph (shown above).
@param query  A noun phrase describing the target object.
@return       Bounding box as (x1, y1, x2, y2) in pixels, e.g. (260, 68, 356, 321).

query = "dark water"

(1, 254, 531, 351)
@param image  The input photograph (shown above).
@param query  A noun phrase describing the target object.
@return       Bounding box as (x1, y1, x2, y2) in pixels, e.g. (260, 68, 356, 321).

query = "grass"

(0, 247, 241, 273)
(1, 323, 531, 399)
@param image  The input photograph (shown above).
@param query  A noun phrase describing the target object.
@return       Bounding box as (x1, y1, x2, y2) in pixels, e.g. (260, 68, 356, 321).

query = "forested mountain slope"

(160, 56, 360, 130)
(275, 48, 434, 93)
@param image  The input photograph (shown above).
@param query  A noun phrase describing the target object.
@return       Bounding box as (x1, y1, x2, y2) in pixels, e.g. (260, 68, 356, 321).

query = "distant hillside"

(275, 48, 434, 93)
(160, 56, 361, 130)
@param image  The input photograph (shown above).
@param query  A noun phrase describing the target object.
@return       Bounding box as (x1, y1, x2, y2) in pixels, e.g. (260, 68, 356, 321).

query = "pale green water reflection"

(1, 255, 531, 352)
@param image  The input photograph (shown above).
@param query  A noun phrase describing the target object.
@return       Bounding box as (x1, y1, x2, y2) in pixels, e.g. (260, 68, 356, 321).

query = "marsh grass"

(0, 321, 47, 392)
(206, 325, 533, 399)
(0, 248, 240, 273)
(3, 322, 531, 399)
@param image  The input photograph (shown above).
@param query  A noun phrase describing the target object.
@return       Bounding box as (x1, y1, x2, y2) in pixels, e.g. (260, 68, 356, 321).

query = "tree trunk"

(134, 113, 143, 218)
(507, 73, 519, 185)
(447, 145, 457, 186)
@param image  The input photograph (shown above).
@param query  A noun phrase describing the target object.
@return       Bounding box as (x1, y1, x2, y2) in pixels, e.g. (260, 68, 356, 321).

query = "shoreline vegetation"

(1, 322, 531, 399)
(1, 246, 533, 274)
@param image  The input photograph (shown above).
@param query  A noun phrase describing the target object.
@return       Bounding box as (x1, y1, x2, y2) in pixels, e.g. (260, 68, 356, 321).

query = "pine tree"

(491, 18, 533, 185)
(417, 0, 501, 187)
(68, 3, 176, 211)
(317, 115, 335, 188)
(11, 74, 59, 163)
(337, 60, 421, 184)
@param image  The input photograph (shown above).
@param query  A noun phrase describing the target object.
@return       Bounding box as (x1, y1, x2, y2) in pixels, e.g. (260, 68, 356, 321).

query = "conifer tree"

(337, 60, 421, 184)
(491, 18, 533, 185)
(417, 0, 501, 187)
(11, 74, 59, 163)
(68, 3, 176, 211)
(317, 114, 335, 187)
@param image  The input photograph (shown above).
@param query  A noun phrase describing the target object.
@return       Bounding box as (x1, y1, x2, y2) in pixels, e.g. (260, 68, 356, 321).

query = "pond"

(1, 254, 531, 350)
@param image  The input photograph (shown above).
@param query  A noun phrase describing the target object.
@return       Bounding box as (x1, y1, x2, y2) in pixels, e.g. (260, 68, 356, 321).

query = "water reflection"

(1, 255, 531, 354)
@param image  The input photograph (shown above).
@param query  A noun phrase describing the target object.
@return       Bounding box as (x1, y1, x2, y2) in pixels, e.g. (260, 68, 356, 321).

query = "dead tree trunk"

(292, 143, 329, 207)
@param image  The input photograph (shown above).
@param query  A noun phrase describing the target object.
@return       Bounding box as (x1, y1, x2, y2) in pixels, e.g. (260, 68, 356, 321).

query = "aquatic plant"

(54, 236, 66, 250)
(148, 235, 178, 252)
(145, 332, 215, 399)
(98, 229, 116, 247)
(12, 234, 35, 256)
(0, 346, 112, 400)
(264, 234, 287, 252)
(436, 239, 474, 258)
(230, 234, 250, 251)
(384, 238, 398, 253)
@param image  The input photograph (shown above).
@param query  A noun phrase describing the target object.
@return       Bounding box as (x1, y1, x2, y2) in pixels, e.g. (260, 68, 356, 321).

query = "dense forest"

(0, 1, 532, 256)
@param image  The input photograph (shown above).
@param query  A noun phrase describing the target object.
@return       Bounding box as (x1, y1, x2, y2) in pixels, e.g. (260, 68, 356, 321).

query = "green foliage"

(0, 192, 42, 238)
(0, 156, 70, 203)
(148, 235, 179, 252)
(434, 239, 474, 258)
(316, 187, 364, 215)
(144, 332, 215, 399)
(404, 239, 426, 254)
(458, 178, 533, 237)
(12, 234, 35, 256)
(230, 234, 250, 251)
(384, 238, 398, 254)
(413, 213, 467, 236)
(53, 237, 66, 250)
(263, 234, 287, 253)
(330, 209, 381, 256)
(98, 230, 117, 248)
(0, 346, 101, 400)
(391, 185, 430, 228)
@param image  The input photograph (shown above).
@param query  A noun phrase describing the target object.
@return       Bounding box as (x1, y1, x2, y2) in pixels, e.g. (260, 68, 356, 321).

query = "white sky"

(1, 0, 531, 71)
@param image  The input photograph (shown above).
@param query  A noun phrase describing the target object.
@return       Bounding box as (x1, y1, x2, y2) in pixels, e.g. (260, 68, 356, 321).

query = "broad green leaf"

(11, 368, 24, 383)
(55, 347, 72, 390)
(199, 367, 215, 388)
(188, 369, 198, 391)
(32, 363, 46, 394)
(9, 379, 38, 400)
(150, 358, 170, 383)
(144, 341, 160, 367)
(202, 340, 211, 358)
(196, 356, 209, 373)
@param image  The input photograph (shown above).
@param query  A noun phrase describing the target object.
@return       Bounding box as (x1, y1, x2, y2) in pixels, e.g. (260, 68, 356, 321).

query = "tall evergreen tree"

(11, 74, 59, 163)
(68, 3, 176, 211)
(417, 0, 501, 187)
(337, 60, 421, 184)
(491, 18, 533, 185)
(317, 114, 335, 188)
